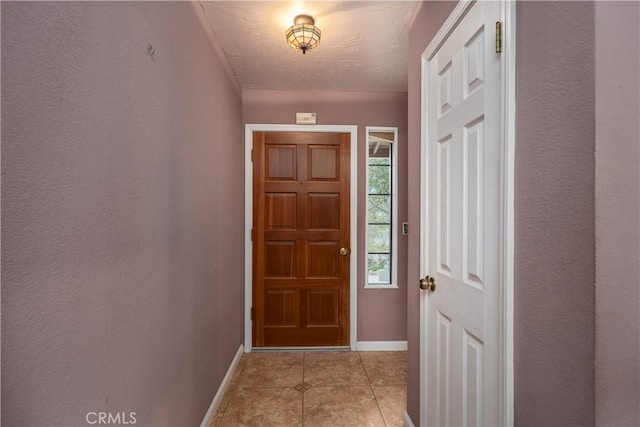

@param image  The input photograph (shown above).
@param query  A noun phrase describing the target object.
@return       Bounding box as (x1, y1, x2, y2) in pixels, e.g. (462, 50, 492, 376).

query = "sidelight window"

(365, 127, 398, 288)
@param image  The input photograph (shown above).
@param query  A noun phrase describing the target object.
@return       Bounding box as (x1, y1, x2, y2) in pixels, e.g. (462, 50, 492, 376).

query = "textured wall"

(243, 90, 408, 342)
(515, 2, 595, 425)
(595, 2, 640, 425)
(407, 1, 597, 425)
(1, 2, 244, 425)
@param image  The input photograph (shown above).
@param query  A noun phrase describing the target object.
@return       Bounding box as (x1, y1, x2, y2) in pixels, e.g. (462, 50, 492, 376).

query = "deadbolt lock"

(419, 276, 436, 292)
(340, 247, 349, 256)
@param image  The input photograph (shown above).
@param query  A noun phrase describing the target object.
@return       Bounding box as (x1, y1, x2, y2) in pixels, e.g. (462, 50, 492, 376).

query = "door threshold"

(251, 346, 350, 353)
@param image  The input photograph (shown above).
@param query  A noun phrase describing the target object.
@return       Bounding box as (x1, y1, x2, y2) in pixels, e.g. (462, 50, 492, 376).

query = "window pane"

(368, 224, 390, 252)
(368, 254, 391, 284)
(369, 140, 391, 162)
(368, 165, 390, 194)
(369, 157, 390, 166)
(368, 195, 390, 223)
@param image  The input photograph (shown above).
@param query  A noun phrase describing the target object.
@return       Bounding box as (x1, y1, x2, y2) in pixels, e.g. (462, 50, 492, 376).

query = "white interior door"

(421, 1, 505, 426)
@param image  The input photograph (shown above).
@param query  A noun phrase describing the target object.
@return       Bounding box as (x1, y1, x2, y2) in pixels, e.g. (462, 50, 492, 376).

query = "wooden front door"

(252, 131, 350, 347)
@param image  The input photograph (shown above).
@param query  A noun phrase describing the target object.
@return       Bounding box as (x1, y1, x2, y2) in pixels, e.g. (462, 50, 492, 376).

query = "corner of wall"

(189, 0, 242, 97)
(408, 1, 424, 32)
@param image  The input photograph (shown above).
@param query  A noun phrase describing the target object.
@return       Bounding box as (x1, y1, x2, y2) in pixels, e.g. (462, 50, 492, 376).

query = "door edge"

(244, 124, 359, 353)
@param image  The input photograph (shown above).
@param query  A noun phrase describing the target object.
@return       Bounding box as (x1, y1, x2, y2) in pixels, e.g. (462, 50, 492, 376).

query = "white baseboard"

(200, 344, 244, 427)
(403, 410, 416, 427)
(356, 341, 408, 351)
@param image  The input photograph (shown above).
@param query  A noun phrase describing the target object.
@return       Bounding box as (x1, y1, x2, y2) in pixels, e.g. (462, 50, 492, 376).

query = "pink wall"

(407, 1, 597, 424)
(595, 2, 640, 425)
(515, 2, 595, 424)
(243, 90, 408, 342)
(1, 2, 244, 425)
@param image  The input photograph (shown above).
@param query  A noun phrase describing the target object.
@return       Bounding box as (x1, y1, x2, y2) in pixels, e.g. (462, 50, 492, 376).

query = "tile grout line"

(358, 351, 389, 427)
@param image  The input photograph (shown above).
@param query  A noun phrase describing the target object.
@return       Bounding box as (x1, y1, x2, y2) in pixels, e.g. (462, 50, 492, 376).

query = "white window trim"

(364, 126, 399, 289)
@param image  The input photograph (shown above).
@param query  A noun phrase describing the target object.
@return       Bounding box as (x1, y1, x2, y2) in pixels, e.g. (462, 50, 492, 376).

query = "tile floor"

(211, 351, 407, 426)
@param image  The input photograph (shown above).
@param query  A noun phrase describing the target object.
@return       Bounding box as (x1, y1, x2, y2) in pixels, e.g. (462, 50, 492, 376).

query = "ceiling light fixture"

(286, 15, 321, 55)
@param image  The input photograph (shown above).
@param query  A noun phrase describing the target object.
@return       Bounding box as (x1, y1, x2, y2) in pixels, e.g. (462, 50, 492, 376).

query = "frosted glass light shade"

(286, 15, 321, 55)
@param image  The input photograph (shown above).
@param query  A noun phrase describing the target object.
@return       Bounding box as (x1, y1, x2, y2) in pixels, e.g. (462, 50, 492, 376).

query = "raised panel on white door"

(437, 135, 452, 275)
(463, 330, 484, 427)
(439, 61, 453, 117)
(464, 27, 485, 98)
(464, 117, 485, 288)
(437, 311, 452, 425)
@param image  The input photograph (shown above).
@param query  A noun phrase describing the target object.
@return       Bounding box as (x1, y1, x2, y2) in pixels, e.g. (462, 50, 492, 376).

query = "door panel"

(307, 290, 339, 326)
(264, 290, 297, 326)
(253, 131, 350, 347)
(308, 242, 339, 276)
(308, 145, 340, 180)
(264, 241, 296, 277)
(308, 194, 340, 229)
(265, 192, 297, 230)
(266, 145, 297, 180)
(424, 1, 502, 425)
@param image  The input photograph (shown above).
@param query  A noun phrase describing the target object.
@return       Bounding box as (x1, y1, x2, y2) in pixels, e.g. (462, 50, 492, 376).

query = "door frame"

(418, 0, 516, 424)
(244, 124, 359, 352)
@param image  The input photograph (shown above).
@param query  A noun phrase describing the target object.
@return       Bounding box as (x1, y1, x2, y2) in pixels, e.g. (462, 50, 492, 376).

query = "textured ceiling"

(200, 1, 419, 92)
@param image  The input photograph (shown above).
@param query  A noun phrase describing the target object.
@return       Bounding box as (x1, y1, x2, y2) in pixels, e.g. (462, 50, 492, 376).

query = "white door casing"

(419, 1, 515, 426)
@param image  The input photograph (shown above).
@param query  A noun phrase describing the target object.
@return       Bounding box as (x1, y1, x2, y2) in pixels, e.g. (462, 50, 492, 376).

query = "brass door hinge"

(251, 307, 255, 321)
(495, 21, 503, 54)
(251, 229, 255, 241)
(251, 148, 254, 162)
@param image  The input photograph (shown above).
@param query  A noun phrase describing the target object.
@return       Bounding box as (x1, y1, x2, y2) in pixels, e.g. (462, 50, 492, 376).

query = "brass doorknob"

(419, 276, 436, 292)
(340, 247, 349, 256)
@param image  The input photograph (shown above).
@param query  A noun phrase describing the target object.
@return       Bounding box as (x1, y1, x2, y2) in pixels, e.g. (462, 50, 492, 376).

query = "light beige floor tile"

(237, 352, 303, 388)
(303, 386, 385, 427)
(211, 351, 408, 426)
(220, 387, 302, 426)
(372, 385, 407, 427)
(359, 351, 407, 385)
(304, 351, 368, 386)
